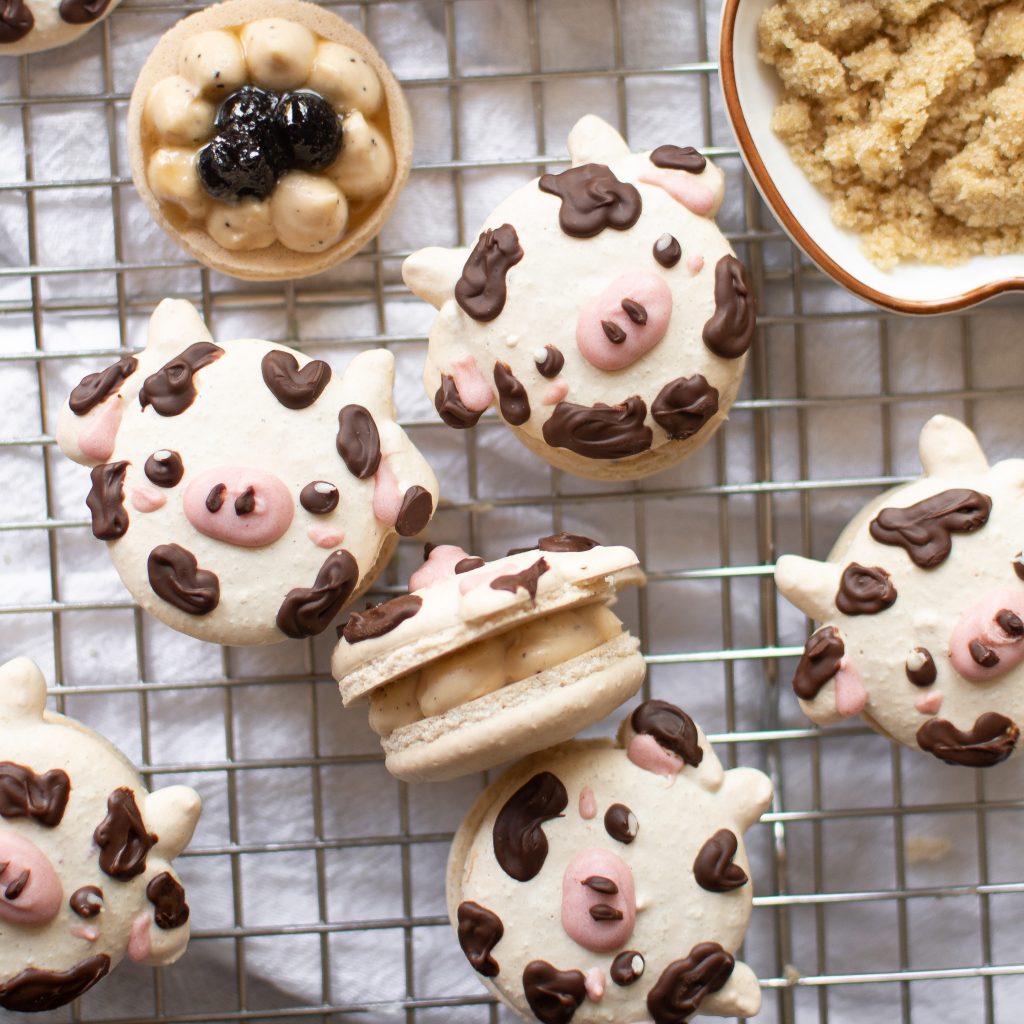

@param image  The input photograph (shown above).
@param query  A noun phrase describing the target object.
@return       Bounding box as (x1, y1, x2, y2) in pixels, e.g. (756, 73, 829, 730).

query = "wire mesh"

(2, 0, 1024, 1022)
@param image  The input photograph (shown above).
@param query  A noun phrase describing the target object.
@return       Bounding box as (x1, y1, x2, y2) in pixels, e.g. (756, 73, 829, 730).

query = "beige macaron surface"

(127, 0, 412, 281)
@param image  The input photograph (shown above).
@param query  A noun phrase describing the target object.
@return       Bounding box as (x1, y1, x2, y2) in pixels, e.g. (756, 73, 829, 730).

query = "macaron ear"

(775, 555, 840, 622)
(701, 959, 762, 1018)
(403, 246, 470, 310)
(145, 785, 202, 860)
(144, 299, 215, 359)
(721, 766, 773, 829)
(0, 657, 48, 721)
(566, 114, 630, 166)
(340, 348, 397, 419)
(919, 415, 989, 476)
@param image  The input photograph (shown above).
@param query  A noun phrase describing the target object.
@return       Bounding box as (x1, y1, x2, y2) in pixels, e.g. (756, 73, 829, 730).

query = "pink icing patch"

(542, 380, 569, 405)
(834, 659, 868, 718)
(308, 525, 345, 549)
(372, 458, 401, 527)
(585, 968, 605, 1003)
(561, 848, 636, 953)
(627, 733, 683, 778)
(408, 544, 472, 591)
(578, 785, 597, 820)
(132, 485, 166, 513)
(183, 466, 294, 548)
(948, 586, 1024, 681)
(916, 691, 944, 716)
(451, 355, 494, 413)
(0, 831, 63, 925)
(78, 397, 123, 462)
(576, 271, 673, 372)
(639, 169, 716, 216)
(687, 253, 705, 275)
(127, 912, 152, 963)
(70, 925, 99, 942)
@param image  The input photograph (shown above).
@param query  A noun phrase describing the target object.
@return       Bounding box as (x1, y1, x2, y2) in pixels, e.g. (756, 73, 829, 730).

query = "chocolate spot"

(138, 342, 223, 417)
(702, 255, 755, 360)
(493, 361, 531, 425)
(694, 829, 748, 892)
(260, 350, 331, 410)
(522, 960, 587, 1024)
(455, 224, 523, 321)
(621, 298, 648, 325)
(146, 872, 189, 930)
(300, 481, 339, 514)
(341, 594, 422, 644)
(651, 374, 719, 441)
(589, 903, 623, 921)
(69, 886, 103, 919)
(537, 532, 599, 553)
(611, 951, 645, 986)
(336, 405, 381, 479)
(631, 699, 703, 766)
(86, 461, 129, 541)
(650, 144, 707, 173)
(997, 609, 1024, 637)
(0, 955, 110, 1013)
(970, 640, 1000, 668)
(0, 762, 70, 828)
(647, 942, 735, 1024)
(435, 374, 484, 429)
(5, 870, 29, 900)
(582, 875, 618, 895)
(836, 563, 897, 615)
(234, 486, 256, 516)
(93, 787, 156, 880)
(793, 626, 844, 700)
(455, 556, 485, 574)
(538, 163, 642, 238)
(604, 803, 638, 844)
(144, 450, 184, 488)
(906, 647, 937, 687)
(653, 233, 682, 268)
(542, 397, 653, 460)
(456, 900, 504, 977)
(869, 489, 992, 569)
(490, 557, 549, 601)
(917, 712, 1019, 768)
(59, 0, 110, 23)
(396, 486, 433, 537)
(535, 345, 564, 379)
(148, 543, 220, 616)
(69, 355, 137, 415)
(602, 320, 627, 344)
(276, 549, 359, 639)
(0, 0, 34, 43)
(492, 770, 567, 881)
(1014, 553, 1024, 582)
(205, 483, 226, 513)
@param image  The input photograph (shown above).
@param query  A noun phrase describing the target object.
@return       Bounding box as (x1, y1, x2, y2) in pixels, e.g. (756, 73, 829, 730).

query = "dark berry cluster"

(197, 86, 343, 202)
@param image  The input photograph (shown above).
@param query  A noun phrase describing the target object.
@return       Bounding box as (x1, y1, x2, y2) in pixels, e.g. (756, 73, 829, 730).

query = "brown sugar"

(758, 0, 1024, 267)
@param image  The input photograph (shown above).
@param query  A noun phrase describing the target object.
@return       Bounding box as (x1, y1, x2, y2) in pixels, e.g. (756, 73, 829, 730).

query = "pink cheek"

(132, 485, 166, 513)
(948, 586, 1024, 681)
(834, 658, 868, 718)
(183, 466, 294, 548)
(372, 459, 401, 527)
(70, 924, 100, 942)
(687, 253, 705, 275)
(638, 169, 716, 216)
(408, 544, 472, 591)
(127, 912, 152, 963)
(561, 848, 636, 953)
(627, 733, 683, 778)
(585, 969, 605, 1002)
(0, 830, 63, 925)
(78, 398, 123, 462)
(451, 356, 494, 413)
(542, 380, 569, 405)
(308, 525, 345, 549)
(916, 691, 944, 716)
(578, 786, 597, 820)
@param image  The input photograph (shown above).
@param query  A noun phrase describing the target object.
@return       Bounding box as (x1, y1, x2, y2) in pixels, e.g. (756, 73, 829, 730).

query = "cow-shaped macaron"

(0, 657, 201, 1012)
(403, 115, 755, 481)
(447, 699, 772, 1024)
(56, 299, 439, 645)
(776, 415, 1024, 767)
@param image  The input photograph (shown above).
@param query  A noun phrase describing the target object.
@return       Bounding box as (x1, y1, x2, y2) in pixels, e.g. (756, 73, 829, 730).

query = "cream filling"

(367, 603, 624, 738)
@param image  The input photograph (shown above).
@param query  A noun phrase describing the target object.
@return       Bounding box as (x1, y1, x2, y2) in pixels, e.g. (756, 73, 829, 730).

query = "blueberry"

(197, 126, 277, 201)
(274, 92, 342, 171)
(215, 85, 278, 132)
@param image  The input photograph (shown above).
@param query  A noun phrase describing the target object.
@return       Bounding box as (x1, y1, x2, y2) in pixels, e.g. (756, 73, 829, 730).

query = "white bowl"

(719, 0, 1024, 315)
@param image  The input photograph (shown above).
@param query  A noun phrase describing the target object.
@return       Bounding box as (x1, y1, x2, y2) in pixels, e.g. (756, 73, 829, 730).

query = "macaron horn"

(0, 657, 49, 721)
(402, 246, 470, 311)
(774, 555, 840, 623)
(918, 415, 989, 477)
(700, 959, 763, 1019)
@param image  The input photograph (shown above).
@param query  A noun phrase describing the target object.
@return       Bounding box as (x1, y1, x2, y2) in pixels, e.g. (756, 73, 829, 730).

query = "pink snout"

(949, 586, 1024, 682)
(576, 271, 673, 371)
(183, 467, 294, 548)
(0, 830, 63, 925)
(561, 848, 636, 953)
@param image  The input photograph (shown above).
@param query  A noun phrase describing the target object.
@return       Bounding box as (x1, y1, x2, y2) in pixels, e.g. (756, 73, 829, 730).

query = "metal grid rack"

(2, 0, 1024, 1021)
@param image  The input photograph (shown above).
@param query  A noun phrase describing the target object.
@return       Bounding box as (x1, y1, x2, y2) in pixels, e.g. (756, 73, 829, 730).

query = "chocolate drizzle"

(493, 361, 531, 425)
(492, 770, 567, 881)
(93, 787, 156, 880)
(490, 557, 549, 601)
(702, 255, 755, 360)
(455, 224, 523, 321)
(0, 955, 111, 1013)
(0, 762, 70, 827)
(653, 233, 682, 268)
(836, 563, 897, 616)
(611, 951, 645, 986)
(396, 486, 433, 537)
(86, 461, 129, 540)
(522, 960, 587, 1024)
(537, 532, 598, 553)
(646, 943, 735, 1024)
(906, 647, 937, 687)
(59, 0, 110, 23)
(631, 700, 703, 766)
(70, 886, 103, 919)
(650, 145, 707, 173)
(456, 900, 504, 977)
(146, 872, 189, 930)
(793, 626, 844, 700)
(869, 489, 992, 568)
(276, 549, 359, 638)
(260, 350, 331, 410)
(535, 345, 564, 379)
(651, 374, 719, 441)
(336, 405, 381, 479)
(144, 450, 184, 488)
(0, 0, 34, 43)
(455, 556, 485, 573)
(435, 374, 483, 429)
(542, 397, 653, 460)
(139, 342, 223, 416)
(916, 713, 1018, 767)
(604, 802, 638, 844)
(300, 481, 339, 514)
(538, 163, 642, 238)
(694, 829, 748, 892)
(341, 594, 422, 644)
(148, 544, 220, 616)
(69, 355, 137, 415)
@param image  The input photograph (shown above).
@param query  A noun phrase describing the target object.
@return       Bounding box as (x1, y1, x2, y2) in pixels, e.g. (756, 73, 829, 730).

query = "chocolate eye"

(144, 450, 184, 488)
(70, 885, 104, 919)
(300, 481, 339, 514)
(604, 803, 638, 844)
(652, 233, 681, 268)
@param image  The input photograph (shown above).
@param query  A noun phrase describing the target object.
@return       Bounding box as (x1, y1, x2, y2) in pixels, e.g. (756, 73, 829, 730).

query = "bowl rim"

(718, 0, 1024, 316)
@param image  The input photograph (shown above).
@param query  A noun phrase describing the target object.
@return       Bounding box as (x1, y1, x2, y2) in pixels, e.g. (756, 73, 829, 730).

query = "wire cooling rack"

(3, 0, 1024, 1021)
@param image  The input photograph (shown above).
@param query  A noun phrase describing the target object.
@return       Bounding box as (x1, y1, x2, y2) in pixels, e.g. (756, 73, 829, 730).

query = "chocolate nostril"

(582, 875, 619, 895)
(589, 903, 624, 921)
(621, 298, 648, 325)
(601, 320, 627, 344)
(996, 609, 1024, 637)
(969, 639, 1000, 667)
(206, 483, 227, 513)
(234, 486, 256, 516)
(5, 869, 29, 901)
